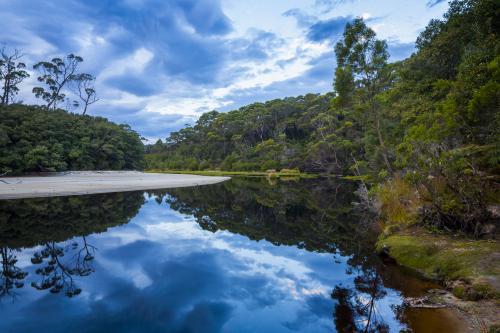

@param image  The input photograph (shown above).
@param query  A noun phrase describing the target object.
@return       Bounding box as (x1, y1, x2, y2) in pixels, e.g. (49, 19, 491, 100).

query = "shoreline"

(0, 171, 230, 200)
(145, 169, 319, 178)
(377, 228, 500, 331)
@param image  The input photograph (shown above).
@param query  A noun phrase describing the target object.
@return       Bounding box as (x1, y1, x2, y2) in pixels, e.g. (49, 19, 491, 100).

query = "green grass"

(145, 169, 318, 178)
(376, 231, 500, 299)
(342, 175, 372, 181)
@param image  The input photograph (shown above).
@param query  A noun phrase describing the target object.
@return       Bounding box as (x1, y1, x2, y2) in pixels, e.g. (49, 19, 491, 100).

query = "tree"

(72, 73, 98, 115)
(32, 54, 84, 109)
(0, 48, 29, 105)
(334, 18, 393, 173)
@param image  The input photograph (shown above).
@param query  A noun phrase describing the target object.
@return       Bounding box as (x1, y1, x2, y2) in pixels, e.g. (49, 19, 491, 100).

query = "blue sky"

(0, 0, 449, 141)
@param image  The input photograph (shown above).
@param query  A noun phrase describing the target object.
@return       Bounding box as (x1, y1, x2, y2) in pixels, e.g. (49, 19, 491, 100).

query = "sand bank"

(0, 171, 229, 200)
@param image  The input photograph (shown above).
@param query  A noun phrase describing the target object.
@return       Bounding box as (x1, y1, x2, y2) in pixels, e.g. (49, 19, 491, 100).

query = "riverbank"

(146, 169, 318, 178)
(0, 171, 230, 199)
(377, 227, 500, 331)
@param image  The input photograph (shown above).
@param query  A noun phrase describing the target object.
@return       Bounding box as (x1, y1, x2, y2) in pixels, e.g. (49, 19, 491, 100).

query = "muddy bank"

(377, 228, 500, 332)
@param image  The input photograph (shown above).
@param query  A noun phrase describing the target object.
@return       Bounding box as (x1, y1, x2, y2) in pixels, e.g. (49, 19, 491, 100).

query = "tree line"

(147, 0, 499, 236)
(0, 50, 144, 174)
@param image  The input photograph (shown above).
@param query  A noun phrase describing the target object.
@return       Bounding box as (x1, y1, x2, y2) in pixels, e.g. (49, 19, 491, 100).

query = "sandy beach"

(0, 171, 230, 200)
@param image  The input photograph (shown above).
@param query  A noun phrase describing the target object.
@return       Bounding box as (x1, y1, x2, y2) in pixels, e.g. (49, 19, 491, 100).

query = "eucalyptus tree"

(0, 48, 30, 105)
(32, 54, 92, 111)
(73, 73, 98, 115)
(334, 18, 393, 173)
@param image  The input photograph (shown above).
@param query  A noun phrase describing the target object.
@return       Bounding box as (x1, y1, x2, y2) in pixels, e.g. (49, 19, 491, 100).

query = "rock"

(428, 288, 447, 295)
(403, 296, 447, 308)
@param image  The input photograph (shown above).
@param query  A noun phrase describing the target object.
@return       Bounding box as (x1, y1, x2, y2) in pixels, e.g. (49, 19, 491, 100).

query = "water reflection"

(1, 247, 28, 298)
(0, 192, 144, 247)
(0, 192, 144, 301)
(30, 237, 96, 297)
(0, 178, 458, 332)
(151, 178, 401, 332)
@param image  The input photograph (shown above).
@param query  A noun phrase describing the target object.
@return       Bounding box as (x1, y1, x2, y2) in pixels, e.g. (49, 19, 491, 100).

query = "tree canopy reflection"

(0, 191, 144, 299)
(150, 178, 430, 332)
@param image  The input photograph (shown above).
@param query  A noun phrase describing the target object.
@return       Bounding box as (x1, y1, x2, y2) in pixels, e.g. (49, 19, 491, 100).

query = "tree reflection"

(0, 191, 145, 300)
(150, 178, 393, 332)
(332, 269, 389, 333)
(0, 247, 28, 300)
(30, 236, 96, 297)
(0, 191, 145, 248)
(148, 177, 361, 253)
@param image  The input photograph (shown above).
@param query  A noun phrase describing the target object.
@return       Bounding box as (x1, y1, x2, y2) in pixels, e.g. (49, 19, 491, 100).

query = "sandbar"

(0, 171, 230, 200)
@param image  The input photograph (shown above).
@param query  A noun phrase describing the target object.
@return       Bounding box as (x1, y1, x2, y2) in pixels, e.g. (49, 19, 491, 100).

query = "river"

(0, 177, 464, 332)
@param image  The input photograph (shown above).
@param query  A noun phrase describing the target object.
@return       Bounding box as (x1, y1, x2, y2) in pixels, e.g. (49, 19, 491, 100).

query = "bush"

(376, 176, 421, 226)
(260, 160, 280, 171)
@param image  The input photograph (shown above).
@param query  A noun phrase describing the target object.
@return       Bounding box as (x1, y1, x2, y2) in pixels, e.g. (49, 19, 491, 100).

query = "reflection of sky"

(0, 194, 406, 333)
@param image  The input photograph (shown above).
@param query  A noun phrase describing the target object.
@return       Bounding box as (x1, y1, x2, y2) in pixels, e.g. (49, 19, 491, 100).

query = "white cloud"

(99, 48, 154, 80)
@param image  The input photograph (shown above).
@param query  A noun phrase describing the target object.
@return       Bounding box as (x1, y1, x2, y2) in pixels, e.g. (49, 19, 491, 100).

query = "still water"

(0, 178, 463, 332)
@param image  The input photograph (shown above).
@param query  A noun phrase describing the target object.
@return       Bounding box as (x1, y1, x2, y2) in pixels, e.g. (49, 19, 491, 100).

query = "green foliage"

(146, 93, 365, 174)
(0, 104, 145, 174)
(389, 0, 500, 235)
(0, 48, 29, 105)
(32, 54, 85, 110)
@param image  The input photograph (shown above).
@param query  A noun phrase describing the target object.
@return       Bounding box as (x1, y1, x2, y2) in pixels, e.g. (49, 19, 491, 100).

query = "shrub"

(376, 176, 421, 226)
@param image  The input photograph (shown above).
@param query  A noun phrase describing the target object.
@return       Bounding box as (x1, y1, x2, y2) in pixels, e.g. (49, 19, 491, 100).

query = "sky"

(0, 0, 449, 141)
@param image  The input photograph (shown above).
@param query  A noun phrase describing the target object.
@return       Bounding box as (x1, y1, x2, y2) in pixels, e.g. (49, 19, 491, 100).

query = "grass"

(145, 169, 318, 178)
(376, 230, 500, 299)
(375, 176, 421, 227)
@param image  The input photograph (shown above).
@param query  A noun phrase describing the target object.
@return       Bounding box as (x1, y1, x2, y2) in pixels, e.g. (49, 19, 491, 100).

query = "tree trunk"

(376, 115, 392, 173)
(373, 102, 393, 173)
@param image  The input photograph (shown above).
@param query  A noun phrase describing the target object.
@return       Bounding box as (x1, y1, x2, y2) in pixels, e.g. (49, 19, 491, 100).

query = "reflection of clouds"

(104, 198, 344, 332)
(283, 294, 333, 331)
(138, 217, 336, 304)
(0, 196, 402, 333)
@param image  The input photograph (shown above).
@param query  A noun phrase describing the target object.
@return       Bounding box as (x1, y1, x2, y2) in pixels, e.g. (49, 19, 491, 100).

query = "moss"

(376, 232, 500, 299)
(472, 282, 499, 299)
(452, 285, 465, 298)
(383, 224, 401, 236)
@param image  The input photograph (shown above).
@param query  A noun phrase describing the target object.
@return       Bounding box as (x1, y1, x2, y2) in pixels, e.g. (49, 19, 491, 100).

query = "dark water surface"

(0, 178, 463, 332)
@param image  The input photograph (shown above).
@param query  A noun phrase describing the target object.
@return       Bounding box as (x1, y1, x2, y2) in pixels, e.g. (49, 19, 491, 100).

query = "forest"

(147, 0, 499, 237)
(0, 52, 145, 174)
(0, 105, 145, 174)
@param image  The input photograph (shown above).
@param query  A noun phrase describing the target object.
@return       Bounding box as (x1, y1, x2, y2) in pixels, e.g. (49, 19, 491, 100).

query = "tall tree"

(32, 54, 85, 110)
(334, 18, 393, 173)
(0, 48, 29, 105)
(73, 73, 98, 115)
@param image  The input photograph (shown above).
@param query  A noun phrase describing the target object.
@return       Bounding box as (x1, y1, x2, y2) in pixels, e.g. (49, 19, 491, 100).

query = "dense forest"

(147, 0, 499, 236)
(148, 0, 498, 175)
(0, 105, 144, 174)
(0, 52, 145, 174)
